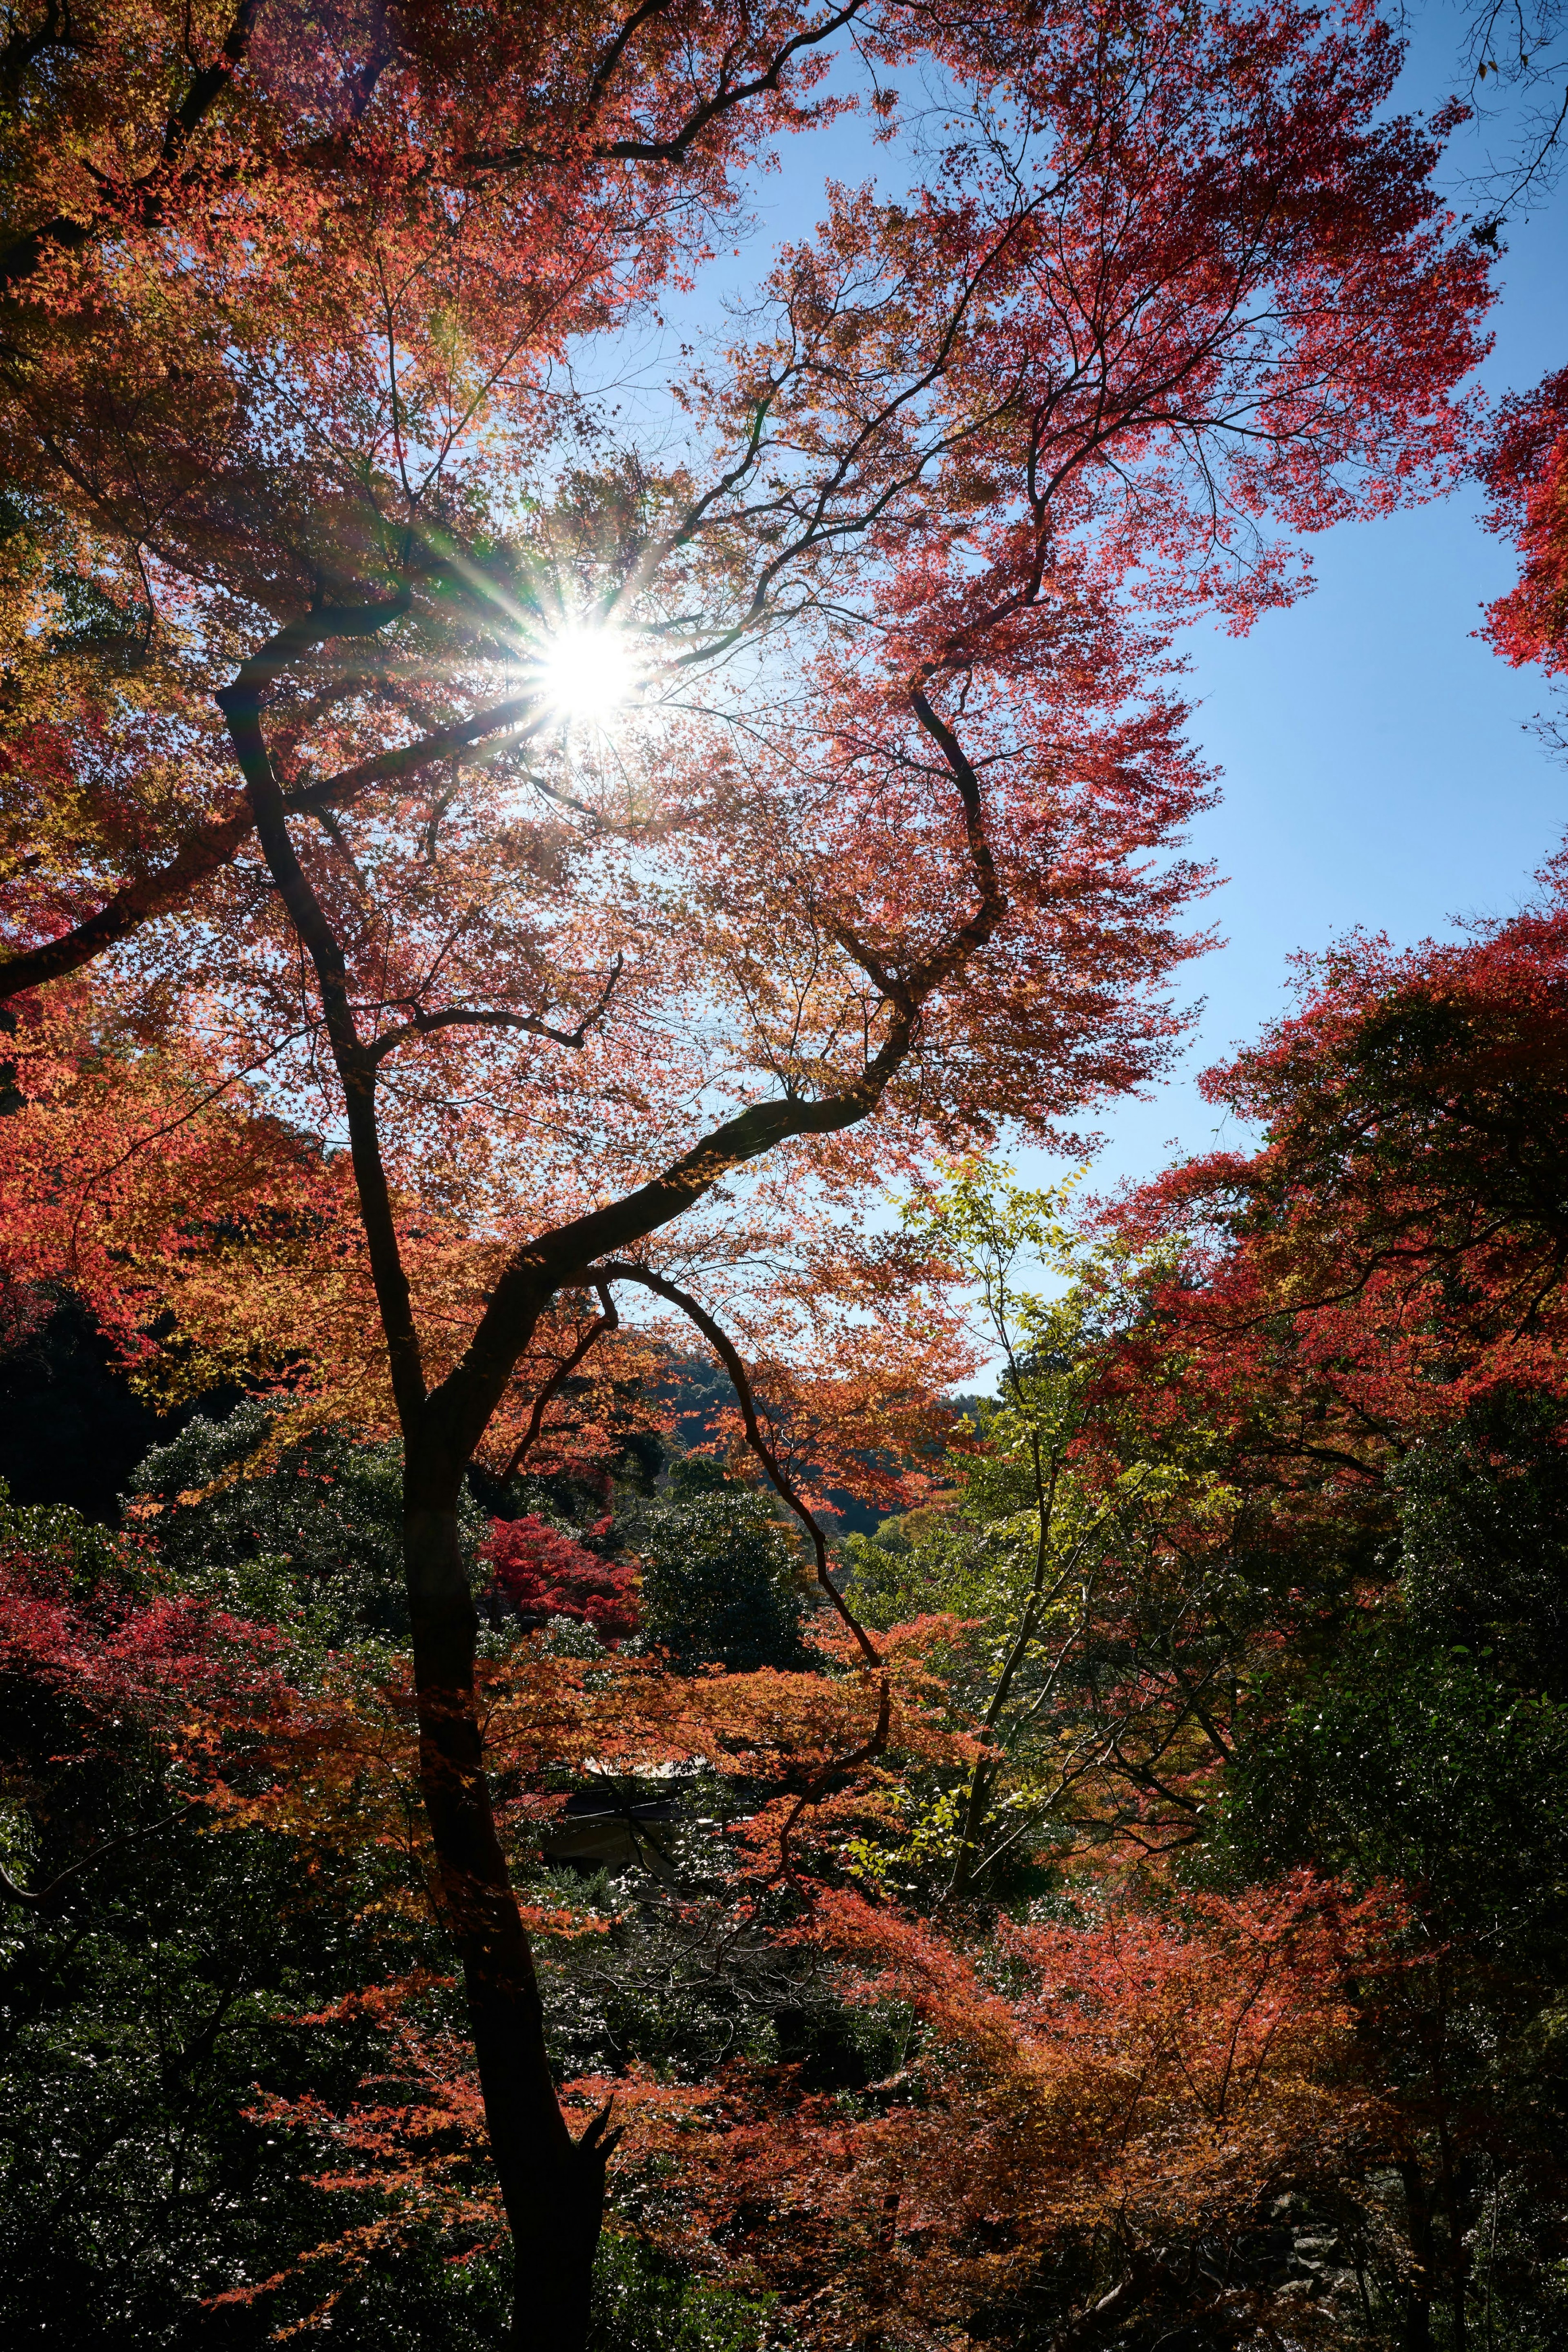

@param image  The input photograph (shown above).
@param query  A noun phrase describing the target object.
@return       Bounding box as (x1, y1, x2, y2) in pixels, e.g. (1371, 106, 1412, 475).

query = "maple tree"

(10, 920, 1568, 2341)
(0, 1, 1501, 2341)
(1480, 359, 1568, 693)
(1103, 854, 1568, 1491)
(660, 1873, 1396, 2347)
(480, 1515, 640, 1645)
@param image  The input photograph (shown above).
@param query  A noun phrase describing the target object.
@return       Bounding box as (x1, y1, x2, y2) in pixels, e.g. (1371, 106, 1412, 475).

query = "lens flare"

(536, 622, 642, 728)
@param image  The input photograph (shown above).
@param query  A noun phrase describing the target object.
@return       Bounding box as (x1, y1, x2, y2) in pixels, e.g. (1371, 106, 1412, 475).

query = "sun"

(535, 621, 643, 730)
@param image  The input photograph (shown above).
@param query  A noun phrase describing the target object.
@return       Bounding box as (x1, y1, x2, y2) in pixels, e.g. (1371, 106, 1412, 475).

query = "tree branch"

(0, 672, 542, 1003)
(0, 0, 263, 289)
(215, 608, 427, 1431)
(0, 1810, 185, 1911)
(589, 1260, 889, 1882)
(0, 0, 84, 99)
(590, 1260, 879, 1664)
(163, 0, 261, 163)
(498, 1282, 619, 1483)
(463, 1, 868, 174)
(423, 696, 1007, 1467)
(0, 801, 260, 1001)
(365, 957, 624, 1064)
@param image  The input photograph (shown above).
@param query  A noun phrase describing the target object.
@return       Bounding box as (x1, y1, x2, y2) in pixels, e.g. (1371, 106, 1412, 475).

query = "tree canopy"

(4, 2, 1556, 2348)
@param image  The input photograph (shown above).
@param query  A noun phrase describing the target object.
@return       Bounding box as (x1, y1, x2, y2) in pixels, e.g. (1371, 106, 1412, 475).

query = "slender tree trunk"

(403, 1454, 610, 2352)
(1399, 2158, 1437, 2352)
(949, 1755, 997, 1901)
(1437, 2113, 1473, 2350)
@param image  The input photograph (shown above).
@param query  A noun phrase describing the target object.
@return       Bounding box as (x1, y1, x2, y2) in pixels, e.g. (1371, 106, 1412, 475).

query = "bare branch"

(590, 1259, 880, 1665)
(498, 1282, 620, 1483)
(365, 957, 624, 1064)
(0, 1811, 185, 1912)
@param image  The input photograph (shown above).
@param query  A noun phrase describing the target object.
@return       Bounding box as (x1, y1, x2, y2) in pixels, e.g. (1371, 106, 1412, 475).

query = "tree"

(564, 1869, 1399, 2349)
(482, 1514, 640, 1646)
(848, 1162, 1232, 1897)
(1, 4, 1497, 2341)
(1109, 854, 1568, 1467)
(1220, 1621, 1568, 2346)
(1092, 870, 1568, 2348)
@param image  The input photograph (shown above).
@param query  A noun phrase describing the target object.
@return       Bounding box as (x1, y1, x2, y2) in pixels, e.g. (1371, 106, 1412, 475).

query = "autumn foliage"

(1481, 360, 1568, 676)
(0, 1513, 283, 1737)
(158, 1599, 1403, 2345)
(480, 1518, 639, 1643)
(0, 0, 1526, 2346)
(630, 1875, 1398, 2346)
(1101, 856, 1568, 1509)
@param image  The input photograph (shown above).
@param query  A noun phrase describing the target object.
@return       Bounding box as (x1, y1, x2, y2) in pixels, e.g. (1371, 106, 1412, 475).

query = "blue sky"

(668, 6, 1568, 1197)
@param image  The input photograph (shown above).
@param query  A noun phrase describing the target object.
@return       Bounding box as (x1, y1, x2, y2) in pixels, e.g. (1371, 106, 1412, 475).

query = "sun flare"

(535, 622, 643, 729)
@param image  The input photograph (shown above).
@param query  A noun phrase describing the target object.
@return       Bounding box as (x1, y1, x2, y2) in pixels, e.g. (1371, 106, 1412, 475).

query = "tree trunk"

(403, 1471, 610, 2352)
(1399, 2158, 1437, 2352)
(1438, 2125, 1474, 2352)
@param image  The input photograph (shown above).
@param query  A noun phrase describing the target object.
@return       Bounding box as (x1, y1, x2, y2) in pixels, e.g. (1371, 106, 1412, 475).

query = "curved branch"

(0, 1810, 185, 1911)
(1, 0, 87, 102)
(591, 1260, 891, 1880)
(499, 1282, 619, 1483)
(463, 1, 868, 175)
(906, 683, 1006, 969)
(366, 957, 624, 1064)
(590, 1259, 880, 1665)
(1, 674, 541, 1003)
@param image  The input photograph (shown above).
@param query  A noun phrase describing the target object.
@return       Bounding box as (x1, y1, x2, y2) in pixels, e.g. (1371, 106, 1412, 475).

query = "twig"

(0, 1810, 186, 1911)
(588, 1262, 889, 1877)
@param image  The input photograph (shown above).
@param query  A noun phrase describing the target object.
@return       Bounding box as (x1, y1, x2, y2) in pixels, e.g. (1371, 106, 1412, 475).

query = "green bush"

(127, 1401, 484, 1645)
(590, 2233, 780, 2352)
(635, 1460, 811, 1673)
